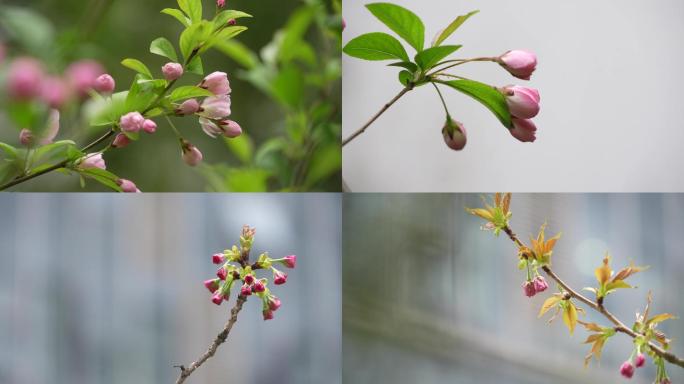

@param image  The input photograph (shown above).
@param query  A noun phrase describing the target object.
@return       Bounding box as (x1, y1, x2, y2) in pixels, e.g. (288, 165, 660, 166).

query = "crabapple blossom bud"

(217, 0, 226, 8)
(176, 98, 200, 115)
(212, 253, 225, 264)
(522, 280, 536, 297)
(199, 118, 242, 138)
(510, 118, 537, 143)
(244, 274, 255, 284)
(117, 178, 140, 193)
(268, 295, 281, 311)
(200, 71, 231, 95)
(502, 85, 540, 119)
(142, 119, 157, 134)
(19, 129, 34, 146)
(619, 361, 634, 378)
(112, 133, 131, 148)
(498, 50, 537, 80)
(162, 62, 184, 81)
(41, 76, 69, 108)
(263, 309, 274, 320)
(120, 112, 145, 132)
(200, 95, 231, 119)
(442, 117, 467, 151)
(227, 19, 236, 26)
(7, 57, 44, 101)
(204, 278, 220, 293)
(181, 141, 203, 167)
(65, 59, 105, 98)
(253, 280, 266, 293)
(222, 120, 242, 138)
(532, 276, 548, 293)
(240, 284, 252, 296)
(212, 292, 224, 305)
(281, 255, 296, 268)
(79, 153, 106, 170)
(94, 74, 116, 94)
(661, 379, 672, 384)
(273, 269, 288, 285)
(635, 353, 645, 368)
(342, 18, 346, 31)
(217, 266, 228, 280)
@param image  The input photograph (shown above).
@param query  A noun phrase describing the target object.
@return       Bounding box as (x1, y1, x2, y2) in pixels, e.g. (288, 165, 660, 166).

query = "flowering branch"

(174, 225, 297, 383)
(468, 194, 682, 383)
(343, 3, 541, 150)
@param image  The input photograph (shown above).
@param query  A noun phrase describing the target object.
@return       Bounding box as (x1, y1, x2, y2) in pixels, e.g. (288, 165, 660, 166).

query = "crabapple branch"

(175, 295, 247, 384)
(502, 225, 684, 368)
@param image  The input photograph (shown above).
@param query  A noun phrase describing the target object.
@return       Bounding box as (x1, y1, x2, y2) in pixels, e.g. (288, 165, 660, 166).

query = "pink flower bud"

(661, 379, 672, 384)
(244, 274, 255, 284)
(635, 353, 645, 368)
(212, 253, 224, 264)
(112, 133, 131, 148)
(94, 74, 116, 94)
(212, 292, 224, 305)
(262, 309, 274, 320)
(498, 50, 537, 80)
(162, 62, 184, 81)
(217, 266, 228, 280)
(41, 76, 69, 109)
(619, 361, 634, 378)
(240, 284, 252, 296)
(117, 178, 140, 193)
(268, 295, 281, 311)
(510, 118, 537, 143)
(19, 129, 34, 146)
(220, 120, 242, 138)
(217, 0, 226, 8)
(273, 269, 288, 285)
(342, 18, 346, 31)
(442, 118, 467, 151)
(65, 59, 105, 98)
(7, 57, 44, 101)
(204, 278, 220, 293)
(120, 112, 145, 132)
(79, 153, 106, 170)
(532, 276, 548, 293)
(227, 19, 236, 26)
(142, 119, 157, 134)
(502, 85, 540, 119)
(254, 280, 266, 293)
(200, 71, 231, 95)
(281, 255, 296, 268)
(176, 98, 200, 115)
(200, 95, 232, 119)
(181, 142, 203, 167)
(522, 280, 536, 297)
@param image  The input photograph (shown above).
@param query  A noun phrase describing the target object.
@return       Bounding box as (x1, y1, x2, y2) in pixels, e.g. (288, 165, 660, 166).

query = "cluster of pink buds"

(521, 275, 548, 298)
(202, 225, 296, 321)
(619, 351, 665, 381)
(496, 50, 541, 143)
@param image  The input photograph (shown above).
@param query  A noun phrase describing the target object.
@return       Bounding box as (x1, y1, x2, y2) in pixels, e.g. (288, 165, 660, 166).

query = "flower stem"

(430, 82, 450, 117)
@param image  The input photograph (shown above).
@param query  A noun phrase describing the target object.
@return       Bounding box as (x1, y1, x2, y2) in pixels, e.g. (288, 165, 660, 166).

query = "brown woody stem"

(342, 86, 412, 147)
(502, 225, 684, 368)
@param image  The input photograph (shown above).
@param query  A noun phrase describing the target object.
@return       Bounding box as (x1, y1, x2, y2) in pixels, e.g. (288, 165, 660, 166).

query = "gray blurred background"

(344, 194, 684, 383)
(0, 193, 341, 384)
(342, 0, 684, 191)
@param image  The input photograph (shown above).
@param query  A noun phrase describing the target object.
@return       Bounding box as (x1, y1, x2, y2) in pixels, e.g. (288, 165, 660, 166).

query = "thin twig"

(502, 226, 684, 368)
(342, 86, 412, 147)
(175, 295, 248, 384)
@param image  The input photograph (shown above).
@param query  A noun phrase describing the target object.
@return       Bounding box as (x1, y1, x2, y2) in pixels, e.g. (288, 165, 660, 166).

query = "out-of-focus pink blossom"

(522, 280, 536, 297)
(532, 276, 548, 293)
(619, 361, 635, 378)
(212, 292, 224, 305)
(273, 269, 287, 285)
(212, 253, 225, 264)
(19, 129, 34, 146)
(204, 279, 220, 293)
(65, 59, 105, 98)
(240, 284, 252, 296)
(217, 0, 226, 8)
(7, 57, 44, 101)
(262, 309, 274, 320)
(217, 266, 228, 280)
(41, 76, 69, 108)
(142, 119, 157, 134)
(635, 353, 645, 368)
(267, 295, 281, 311)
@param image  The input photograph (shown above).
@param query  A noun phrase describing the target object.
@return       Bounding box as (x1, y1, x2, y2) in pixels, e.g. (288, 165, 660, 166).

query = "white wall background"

(342, 0, 684, 192)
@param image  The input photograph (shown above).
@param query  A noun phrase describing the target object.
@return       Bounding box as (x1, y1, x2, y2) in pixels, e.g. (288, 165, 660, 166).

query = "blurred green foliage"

(0, 0, 341, 191)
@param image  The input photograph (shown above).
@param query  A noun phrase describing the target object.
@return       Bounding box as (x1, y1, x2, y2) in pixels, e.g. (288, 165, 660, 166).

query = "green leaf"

(150, 37, 178, 62)
(0, 6, 54, 56)
(223, 134, 253, 164)
(178, 0, 202, 23)
(179, 21, 212, 60)
(366, 2, 425, 52)
(32, 140, 77, 166)
(388, 61, 418, 72)
(169, 86, 214, 102)
(438, 79, 512, 128)
(78, 168, 122, 192)
(0, 143, 19, 159)
(432, 10, 479, 47)
(305, 142, 341, 187)
(161, 8, 190, 27)
(186, 56, 204, 75)
(121, 58, 153, 79)
(213, 40, 259, 69)
(343, 32, 409, 61)
(270, 65, 305, 109)
(415, 45, 461, 70)
(278, 5, 316, 63)
(213, 10, 252, 30)
(202, 26, 248, 54)
(398, 70, 412, 86)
